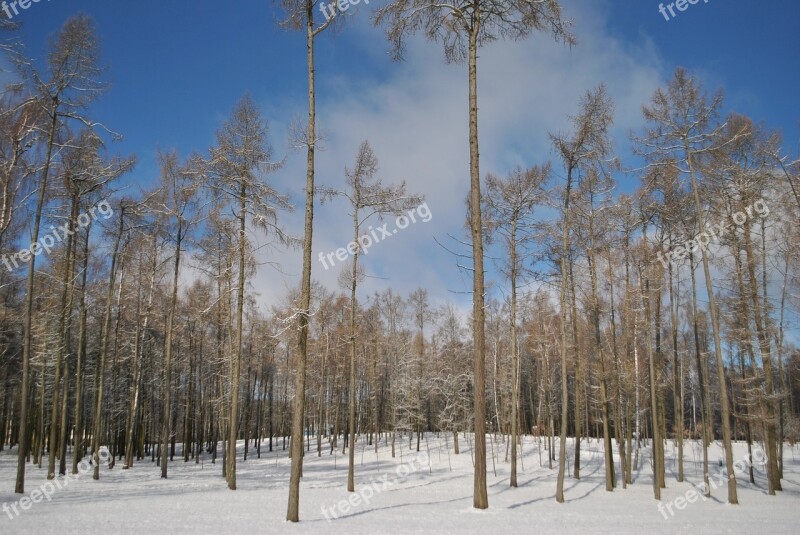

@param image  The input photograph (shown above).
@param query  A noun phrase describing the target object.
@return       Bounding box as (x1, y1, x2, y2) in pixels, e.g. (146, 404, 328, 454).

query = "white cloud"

(248, 1, 668, 313)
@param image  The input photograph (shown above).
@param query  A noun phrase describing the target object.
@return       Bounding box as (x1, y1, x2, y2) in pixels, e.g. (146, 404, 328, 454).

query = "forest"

(0, 1, 798, 531)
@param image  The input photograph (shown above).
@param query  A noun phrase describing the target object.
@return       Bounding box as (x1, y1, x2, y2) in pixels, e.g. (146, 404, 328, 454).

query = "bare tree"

(635, 68, 740, 504)
(151, 152, 203, 480)
(705, 115, 783, 493)
(322, 140, 421, 492)
(374, 0, 574, 509)
(14, 15, 111, 493)
(550, 85, 614, 502)
(49, 131, 132, 479)
(207, 95, 290, 490)
(484, 164, 547, 487)
(276, 0, 339, 520)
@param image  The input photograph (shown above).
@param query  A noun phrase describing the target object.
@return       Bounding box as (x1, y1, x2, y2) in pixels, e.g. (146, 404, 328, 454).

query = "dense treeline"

(1, 7, 799, 521)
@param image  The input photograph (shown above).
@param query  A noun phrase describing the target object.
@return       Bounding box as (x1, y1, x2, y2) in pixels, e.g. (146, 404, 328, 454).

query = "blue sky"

(4, 0, 799, 314)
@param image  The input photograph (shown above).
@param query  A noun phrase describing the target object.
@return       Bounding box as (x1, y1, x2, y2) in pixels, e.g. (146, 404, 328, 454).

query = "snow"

(1, 437, 797, 534)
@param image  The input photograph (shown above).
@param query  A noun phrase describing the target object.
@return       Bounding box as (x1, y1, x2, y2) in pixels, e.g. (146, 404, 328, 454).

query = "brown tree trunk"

(124, 235, 156, 469)
(639, 231, 661, 500)
(92, 208, 125, 480)
(226, 181, 247, 489)
(687, 152, 737, 504)
(347, 210, 359, 493)
(16, 109, 57, 494)
(468, 21, 488, 510)
(162, 213, 182, 480)
(510, 220, 519, 488)
(688, 249, 711, 496)
(48, 193, 79, 478)
(287, 1, 322, 519)
(555, 160, 574, 504)
(71, 228, 90, 474)
(667, 258, 684, 482)
(741, 216, 781, 493)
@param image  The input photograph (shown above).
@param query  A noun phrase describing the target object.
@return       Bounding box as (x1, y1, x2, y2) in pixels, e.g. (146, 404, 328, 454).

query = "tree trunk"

(347, 210, 359, 493)
(688, 249, 711, 496)
(639, 231, 660, 500)
(287, 1, 319, 521)
(16, 109, 58, 494)
(92, 208, 125, 480)
(741, 215, 781, 493)
(667, 258, 684, 482)
(555, 159, 574, 504)
(161, 216, 182, 480)
(686, 151, 737, 504)
(568, 255, 582, 480)
(468, 21, 488, 511)
(125, 235, 156, 469)
(509, 220, 519, 488)
(71, 229, 89, 474)
(226, 181, 247, 489)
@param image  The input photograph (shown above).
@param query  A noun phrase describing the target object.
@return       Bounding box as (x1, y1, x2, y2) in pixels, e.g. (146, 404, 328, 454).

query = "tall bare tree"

(550, 85, 614, 502)
(276, 0, 339, 521)
(705, 115, 783, 493)
(636, 68, 739, 504)
(484, 164, 547, 487)
(375, 0, 574, 508)
(152, 152, 202, 480)
(207, 95, 289, 490)
(323, 140, 421, 492)
(49, 131, 131, 479)
(14, 15, 111, 493)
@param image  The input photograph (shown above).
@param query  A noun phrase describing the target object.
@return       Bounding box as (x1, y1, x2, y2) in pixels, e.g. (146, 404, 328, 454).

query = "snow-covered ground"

(1, 436, 797, 534)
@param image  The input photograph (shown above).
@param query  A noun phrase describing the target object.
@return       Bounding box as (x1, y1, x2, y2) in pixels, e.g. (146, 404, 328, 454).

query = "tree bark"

(468, 18, 488, 511)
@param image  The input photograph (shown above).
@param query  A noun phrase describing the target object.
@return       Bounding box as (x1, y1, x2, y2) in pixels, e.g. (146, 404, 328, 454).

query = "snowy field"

(1, 436, 798, 534)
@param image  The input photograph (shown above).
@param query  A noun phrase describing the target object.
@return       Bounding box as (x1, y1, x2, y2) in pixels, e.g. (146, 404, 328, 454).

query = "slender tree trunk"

(688, 249, 711, 496)
(509, 220, 519, 488)
(686, 151, 737, 504)
(161, 218, 182, 480)
(287, 1, 318, 521)
(92, 208, 125, 480)
(317, 335, 328, 458)
(468, 21, 488, 510)
(653, 270, 666, 490)
(16, 109, 58, 494)
(667, 258, 684, 482)
(639, 233, 660, 500)
(555, 162, 574, 504)
(741, 217, 781, 493)
(184, 330, 195, 463)
(125, 235, 156, 469)
(776, 251, 791, 479)
(588, 251, 613, 491)
(607, 254, 627, 488)
(71, 229, 90, 474)
(48, 194, 79, 478)
(568, 256, 581, 480)
(730, 233, 761, 485)
(347, 211, 359, 493)
(226, 182, 247, 489)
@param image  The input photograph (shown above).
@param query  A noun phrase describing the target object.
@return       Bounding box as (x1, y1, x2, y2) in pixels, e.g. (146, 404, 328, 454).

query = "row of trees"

(1, 2, 798, 523)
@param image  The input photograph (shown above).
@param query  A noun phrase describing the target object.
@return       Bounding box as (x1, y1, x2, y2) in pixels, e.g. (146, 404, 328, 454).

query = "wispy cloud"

(249, 2, 667, 312)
